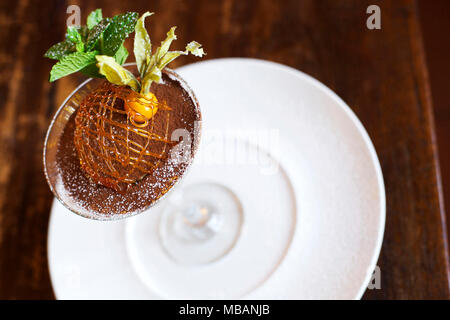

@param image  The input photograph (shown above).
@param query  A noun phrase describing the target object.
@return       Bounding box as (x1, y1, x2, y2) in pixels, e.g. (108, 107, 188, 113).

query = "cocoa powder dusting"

(56, 71, 200, 216)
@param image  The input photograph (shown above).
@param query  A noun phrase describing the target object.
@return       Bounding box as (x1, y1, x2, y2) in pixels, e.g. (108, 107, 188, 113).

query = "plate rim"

(48, 57, 386, 300)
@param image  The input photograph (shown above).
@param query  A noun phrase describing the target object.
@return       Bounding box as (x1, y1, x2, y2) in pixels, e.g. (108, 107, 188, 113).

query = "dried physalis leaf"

(134, 12, 154, 76)
(96, 55, 140, 91)
(137, 16, 206, 96)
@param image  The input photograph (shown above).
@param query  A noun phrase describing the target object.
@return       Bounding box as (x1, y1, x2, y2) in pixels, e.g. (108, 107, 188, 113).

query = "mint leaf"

(75, 41, 84, 52)
(87, 9, 103, 29)
(44, 40, 75, 60)
(49, 51, 97, 82)
(86, 18, 111, 51)
(66, 27, 84, 52)
(66, 26, 82, 44)
(114, 43, 128, 65)
(102, 12, 138, 56)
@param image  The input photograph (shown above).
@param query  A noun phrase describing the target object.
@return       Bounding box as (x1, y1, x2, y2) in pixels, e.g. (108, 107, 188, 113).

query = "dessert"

(44, 10, 204, 217)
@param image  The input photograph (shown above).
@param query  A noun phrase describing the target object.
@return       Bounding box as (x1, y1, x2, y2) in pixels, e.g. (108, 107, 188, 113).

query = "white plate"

(48, 58, 385, 299)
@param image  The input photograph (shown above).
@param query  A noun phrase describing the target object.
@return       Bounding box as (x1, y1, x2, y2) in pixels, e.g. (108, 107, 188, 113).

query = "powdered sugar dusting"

(166, 70, 198, 109)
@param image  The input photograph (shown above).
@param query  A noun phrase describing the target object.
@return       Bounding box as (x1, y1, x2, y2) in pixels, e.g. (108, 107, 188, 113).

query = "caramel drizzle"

(74, 82, 174, 193)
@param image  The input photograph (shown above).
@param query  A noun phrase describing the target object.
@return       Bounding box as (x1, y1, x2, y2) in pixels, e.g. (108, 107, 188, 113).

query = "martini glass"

(46, 61, 300, 300)
(43, 63, 242, 265)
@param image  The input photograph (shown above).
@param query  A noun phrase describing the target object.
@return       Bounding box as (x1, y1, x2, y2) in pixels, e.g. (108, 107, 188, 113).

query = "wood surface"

(419, 0, 450, 243)
(0, 0, 448, 299)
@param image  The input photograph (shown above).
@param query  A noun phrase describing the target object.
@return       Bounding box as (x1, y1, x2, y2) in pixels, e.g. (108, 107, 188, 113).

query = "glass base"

(125, 140, 296, 299)
(159, 183, 243, 265)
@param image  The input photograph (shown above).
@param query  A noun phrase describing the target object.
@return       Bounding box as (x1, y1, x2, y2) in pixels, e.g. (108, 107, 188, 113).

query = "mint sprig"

(45, 9, 137, 82)
(87, 8, 102, 29)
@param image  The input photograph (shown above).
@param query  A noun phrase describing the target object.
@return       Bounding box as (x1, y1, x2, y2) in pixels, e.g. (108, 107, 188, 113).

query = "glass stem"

(179, 202, 222, 241)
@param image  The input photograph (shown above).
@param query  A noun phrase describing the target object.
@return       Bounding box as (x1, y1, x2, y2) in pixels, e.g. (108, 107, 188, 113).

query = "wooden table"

(0, 0, 448, 299)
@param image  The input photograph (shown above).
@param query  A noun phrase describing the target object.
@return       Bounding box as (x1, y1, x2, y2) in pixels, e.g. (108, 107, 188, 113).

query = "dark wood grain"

(419, 0, 450, 247)
(0, 0, 448, 299)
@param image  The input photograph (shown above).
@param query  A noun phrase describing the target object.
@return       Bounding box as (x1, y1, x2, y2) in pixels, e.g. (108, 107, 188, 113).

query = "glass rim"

(43, 63, 202, 221)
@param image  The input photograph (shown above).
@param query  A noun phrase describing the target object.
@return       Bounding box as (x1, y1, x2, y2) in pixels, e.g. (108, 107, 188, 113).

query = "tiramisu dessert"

(44, 10, 205, 217)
